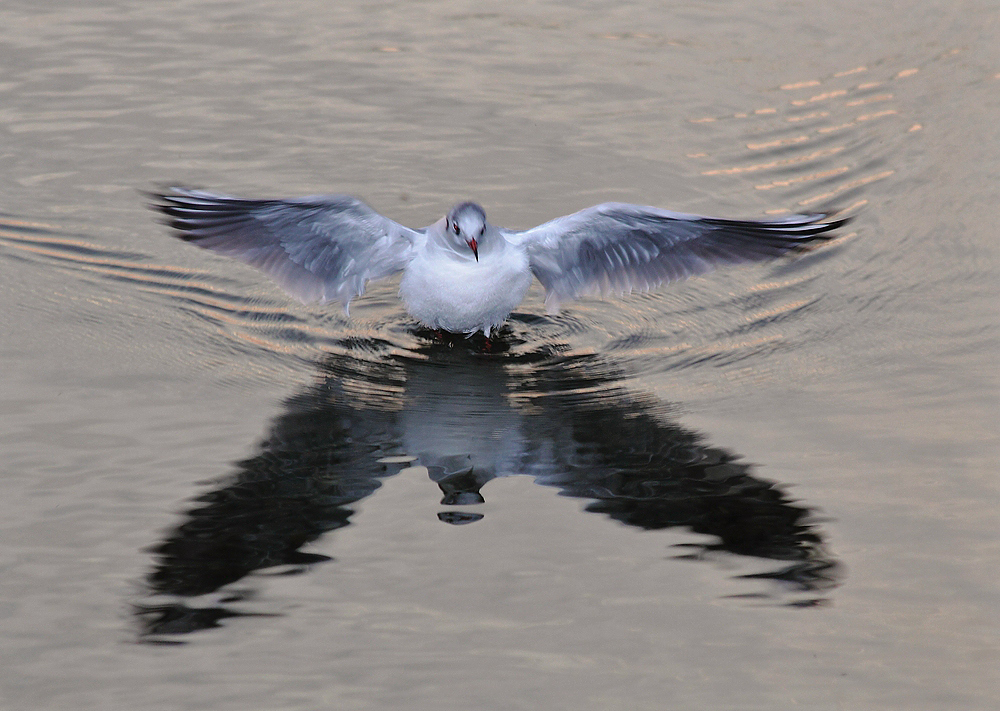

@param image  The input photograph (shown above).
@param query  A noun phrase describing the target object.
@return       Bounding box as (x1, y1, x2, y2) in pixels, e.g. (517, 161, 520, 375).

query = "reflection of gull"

(153, 187, 848, 336)
(138, 341, 839, 638)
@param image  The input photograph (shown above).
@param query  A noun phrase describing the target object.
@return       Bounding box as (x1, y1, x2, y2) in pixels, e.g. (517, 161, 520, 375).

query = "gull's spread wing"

(153, 187, 421, 308)
(506, 203, 848, 311)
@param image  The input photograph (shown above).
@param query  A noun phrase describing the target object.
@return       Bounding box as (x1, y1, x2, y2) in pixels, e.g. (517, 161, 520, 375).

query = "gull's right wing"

(152, 187, 423, 309)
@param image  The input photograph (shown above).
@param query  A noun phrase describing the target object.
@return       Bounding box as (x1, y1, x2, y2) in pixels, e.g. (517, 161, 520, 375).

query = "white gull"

(153, 187, 847, 337)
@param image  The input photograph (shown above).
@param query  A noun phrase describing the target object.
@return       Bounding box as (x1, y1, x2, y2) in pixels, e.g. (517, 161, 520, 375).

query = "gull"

(153, 187, 848, 337)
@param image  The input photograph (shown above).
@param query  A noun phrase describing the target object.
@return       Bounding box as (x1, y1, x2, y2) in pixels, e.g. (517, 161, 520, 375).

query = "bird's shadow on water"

(134, 326, 841, 642)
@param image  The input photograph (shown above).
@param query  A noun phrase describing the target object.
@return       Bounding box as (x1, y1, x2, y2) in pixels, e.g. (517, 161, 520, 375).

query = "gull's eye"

(453, 222, 461, 236)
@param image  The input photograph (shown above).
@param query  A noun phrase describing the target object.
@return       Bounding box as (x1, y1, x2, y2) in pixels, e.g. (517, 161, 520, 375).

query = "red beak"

(467, 238, 479, 261)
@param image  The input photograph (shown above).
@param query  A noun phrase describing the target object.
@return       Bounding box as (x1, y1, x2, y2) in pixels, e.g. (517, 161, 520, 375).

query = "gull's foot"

(413, 325, 512, 355)
(466, 331, 510, 355)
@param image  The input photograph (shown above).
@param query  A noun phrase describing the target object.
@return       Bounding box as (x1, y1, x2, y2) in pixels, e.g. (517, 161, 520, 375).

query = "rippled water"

(1, 1, 997, 709)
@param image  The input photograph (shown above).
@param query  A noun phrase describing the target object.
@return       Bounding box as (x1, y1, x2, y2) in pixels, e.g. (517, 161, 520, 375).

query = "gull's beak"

(467, 238, 479, 262)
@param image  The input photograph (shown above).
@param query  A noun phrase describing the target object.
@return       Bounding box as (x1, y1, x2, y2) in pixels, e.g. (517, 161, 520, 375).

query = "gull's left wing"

(505, 203, 848, 312)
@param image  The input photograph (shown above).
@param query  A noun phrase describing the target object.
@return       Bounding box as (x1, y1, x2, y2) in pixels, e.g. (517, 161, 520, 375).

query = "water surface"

(0, 1, 997, 709)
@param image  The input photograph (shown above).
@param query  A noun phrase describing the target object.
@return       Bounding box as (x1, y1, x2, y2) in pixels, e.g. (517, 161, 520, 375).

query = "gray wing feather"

(507, 203, 848, 311)
(152, 187, 421, 307)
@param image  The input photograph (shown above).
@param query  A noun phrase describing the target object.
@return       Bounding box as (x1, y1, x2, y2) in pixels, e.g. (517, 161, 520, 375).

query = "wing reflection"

(136, 334, 839, 639)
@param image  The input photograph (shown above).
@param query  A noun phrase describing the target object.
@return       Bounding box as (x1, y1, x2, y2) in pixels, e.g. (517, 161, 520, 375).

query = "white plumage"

(154, 187, 847, 336)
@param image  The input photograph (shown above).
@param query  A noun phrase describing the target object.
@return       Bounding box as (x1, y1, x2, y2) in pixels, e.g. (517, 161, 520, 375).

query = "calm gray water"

(1, 1, 997, 709)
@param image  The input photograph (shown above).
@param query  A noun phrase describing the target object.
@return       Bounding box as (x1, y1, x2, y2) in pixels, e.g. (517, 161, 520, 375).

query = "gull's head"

(444, 202, 486, 261)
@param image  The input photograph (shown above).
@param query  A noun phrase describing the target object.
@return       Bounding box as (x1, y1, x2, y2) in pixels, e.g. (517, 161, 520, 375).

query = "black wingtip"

(802, 212, 855, 243)
(783, 212, 855, 254)
(147, 185, 216, 242)
(147, 186, 176, 220)
(693, 207, 856, 261)
(145, 183, 196, 201)
(146, 184, 193, 212)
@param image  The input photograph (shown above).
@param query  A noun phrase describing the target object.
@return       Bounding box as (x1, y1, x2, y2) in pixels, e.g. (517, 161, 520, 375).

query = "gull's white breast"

(399, 241, 533, 335)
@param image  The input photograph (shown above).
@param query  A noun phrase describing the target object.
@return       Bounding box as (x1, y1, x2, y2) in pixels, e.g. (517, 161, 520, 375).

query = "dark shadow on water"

(135, 330, 840, 641)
